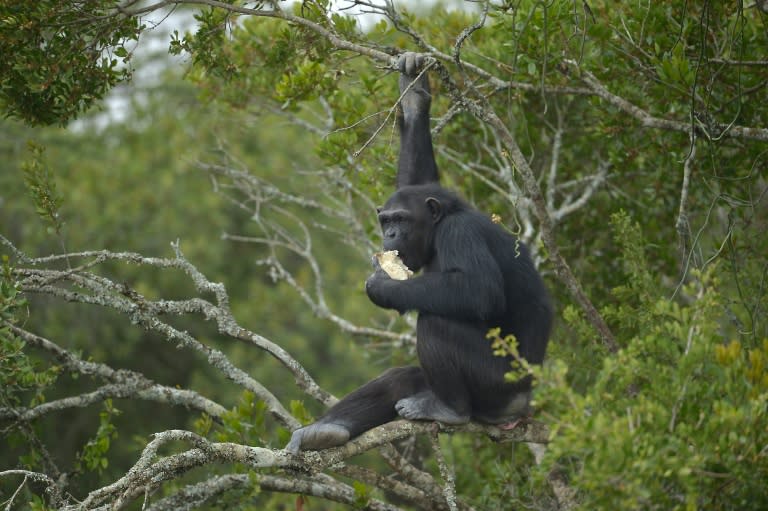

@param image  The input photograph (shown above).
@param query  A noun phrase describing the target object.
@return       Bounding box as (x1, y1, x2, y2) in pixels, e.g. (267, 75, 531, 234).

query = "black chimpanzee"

(285, 53, 552, 454)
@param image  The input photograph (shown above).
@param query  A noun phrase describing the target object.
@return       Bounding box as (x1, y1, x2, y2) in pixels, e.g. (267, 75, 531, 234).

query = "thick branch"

(76, 421, 546, 509)
(143, 472, 403, 511)
(145, 475, 248, 511)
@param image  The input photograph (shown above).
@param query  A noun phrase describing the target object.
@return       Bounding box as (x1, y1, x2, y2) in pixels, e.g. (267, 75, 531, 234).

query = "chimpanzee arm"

(396, 52, 440, 188)
(367, 265, 505, 320)
(366, 218, 507, 320)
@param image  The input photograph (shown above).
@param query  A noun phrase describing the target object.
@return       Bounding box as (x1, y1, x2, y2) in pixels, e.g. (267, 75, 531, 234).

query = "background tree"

(1, 1, 766, 509)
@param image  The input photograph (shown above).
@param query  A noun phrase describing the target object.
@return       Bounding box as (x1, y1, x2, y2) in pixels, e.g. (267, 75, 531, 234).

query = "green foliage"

(246, 470, 262, 499)
(193, 413, 215, 438)
(21, 141, 64, 236)
(601, 211, 658, 338)
(0, 255, 58, 411)
(289, 399, 314, 425)
(539, 215, 768, 509)
(0, 255, 26, 325)
(1, 254, 58, 441)
(169, 7, 238, 80)
(77, 399, 120, 474)
(214, 391, 268, 446)
(275, 58, 336, 105)
(0, 0, 141, 125)
(27, 495, 48, 511)
(487, 327, 535, 383)
(352, 480, 372, 509)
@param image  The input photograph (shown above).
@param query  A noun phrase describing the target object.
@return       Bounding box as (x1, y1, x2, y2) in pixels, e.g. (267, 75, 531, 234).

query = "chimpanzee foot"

(395, 392, 469, 425)
(472, 392, 533, 431)
(497, 415, 530, 430)
(285, 423, 350, 455)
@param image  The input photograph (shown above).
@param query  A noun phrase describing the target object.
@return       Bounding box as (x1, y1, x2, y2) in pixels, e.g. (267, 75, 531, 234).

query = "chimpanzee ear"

(425, 197, 442, 223)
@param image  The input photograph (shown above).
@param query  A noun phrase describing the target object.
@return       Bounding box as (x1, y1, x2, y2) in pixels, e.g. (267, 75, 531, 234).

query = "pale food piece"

(375, 250, 413, 280)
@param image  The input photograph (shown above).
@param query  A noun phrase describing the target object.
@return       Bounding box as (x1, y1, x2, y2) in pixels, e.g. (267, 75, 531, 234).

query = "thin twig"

(676, 133, 697, 276)
(353, 59, 435, 158)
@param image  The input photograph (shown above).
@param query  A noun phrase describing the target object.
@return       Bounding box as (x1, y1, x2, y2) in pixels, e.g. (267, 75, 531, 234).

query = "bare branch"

(335, 464, 462, 511)
(570, 62, 768, 142)
(14, 250, 304, 425)
(545, 113, 564, 215)
(353, 59, 436, 158)
(1, 325, 227, 422)
(23, 243, 328, 405)
(378, 443, 460, 507)
(676, 134, 697, 275)
(0, 470, 65, 508)
(144, 472, 405, 511)
(206, 162, 416, 347)
(708, 58, 768, 66)
(430, 430, 458, 511)
(145, 475, 248, 511)
(551, 160, 610, 223)
(74, 420, 546, 509)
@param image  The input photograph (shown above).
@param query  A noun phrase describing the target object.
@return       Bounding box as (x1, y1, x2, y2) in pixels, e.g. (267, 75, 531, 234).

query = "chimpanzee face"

(377, 190, 442, 272)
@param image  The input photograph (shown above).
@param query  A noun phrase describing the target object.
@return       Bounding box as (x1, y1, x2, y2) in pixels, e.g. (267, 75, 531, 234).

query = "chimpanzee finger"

(398, 52, 424, 76)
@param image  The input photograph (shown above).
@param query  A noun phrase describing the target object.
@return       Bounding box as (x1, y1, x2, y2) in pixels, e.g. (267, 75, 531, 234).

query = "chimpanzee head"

(377, 184, 462, 272)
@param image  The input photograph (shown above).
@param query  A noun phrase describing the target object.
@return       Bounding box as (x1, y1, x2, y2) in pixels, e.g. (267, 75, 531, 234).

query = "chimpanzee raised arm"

(396, 53, 439, 187)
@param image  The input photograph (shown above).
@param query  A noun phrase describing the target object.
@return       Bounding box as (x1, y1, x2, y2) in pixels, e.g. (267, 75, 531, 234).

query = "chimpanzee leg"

(395, 343, 472, 425)
(395, 317, 475, 425)
(396, 351, 472, 425)
(285, 366, 426, 454)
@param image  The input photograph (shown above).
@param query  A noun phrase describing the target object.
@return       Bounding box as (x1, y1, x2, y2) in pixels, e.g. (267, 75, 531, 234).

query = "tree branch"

(15, 252, 301, 427)
(430, 429, 458, 511)
(74, 420, 546, 509)
(144, 474, 248, 511)
(0, 325, 227, 422)
(571, 63, 768, 142)
(0, 470, 65, 509)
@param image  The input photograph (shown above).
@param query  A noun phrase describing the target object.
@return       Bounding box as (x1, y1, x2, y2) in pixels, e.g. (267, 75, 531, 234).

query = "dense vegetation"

(1, 1, 766, 509)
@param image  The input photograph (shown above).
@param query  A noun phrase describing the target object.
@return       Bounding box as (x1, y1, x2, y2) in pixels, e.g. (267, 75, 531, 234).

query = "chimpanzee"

(285, 53, 552, 454)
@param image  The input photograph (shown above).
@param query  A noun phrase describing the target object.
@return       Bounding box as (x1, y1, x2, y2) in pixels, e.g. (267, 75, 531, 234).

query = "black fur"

(285, 54, 552, 454)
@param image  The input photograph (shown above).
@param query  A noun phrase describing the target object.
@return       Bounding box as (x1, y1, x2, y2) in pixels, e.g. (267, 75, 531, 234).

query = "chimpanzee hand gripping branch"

(286, 53, 553, 454)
